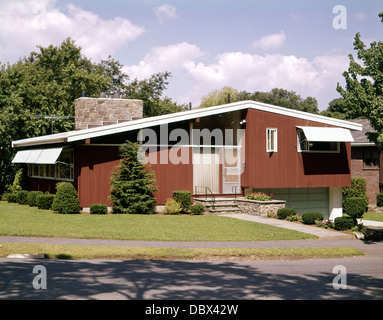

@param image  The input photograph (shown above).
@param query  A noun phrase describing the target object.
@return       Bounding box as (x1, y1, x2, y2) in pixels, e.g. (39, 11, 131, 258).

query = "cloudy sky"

(0, 0, 381, 110)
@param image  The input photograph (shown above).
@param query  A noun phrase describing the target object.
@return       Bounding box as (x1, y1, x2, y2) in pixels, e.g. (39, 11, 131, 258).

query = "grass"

(0, 243, 364, 261)
(0, 202, 316, 241)
(363, 212, 383, 222)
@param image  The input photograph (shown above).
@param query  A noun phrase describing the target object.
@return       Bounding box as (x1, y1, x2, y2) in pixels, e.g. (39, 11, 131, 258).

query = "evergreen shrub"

(52, 182, 80, 214)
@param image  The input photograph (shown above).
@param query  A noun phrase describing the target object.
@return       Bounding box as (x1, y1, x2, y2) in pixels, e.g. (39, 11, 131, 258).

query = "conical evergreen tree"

(110, 141, 157, 214)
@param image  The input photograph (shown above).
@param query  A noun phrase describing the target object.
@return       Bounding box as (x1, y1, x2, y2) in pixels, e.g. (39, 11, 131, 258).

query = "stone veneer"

(75, 97, 143, 130)
(234, 199, 286, 216)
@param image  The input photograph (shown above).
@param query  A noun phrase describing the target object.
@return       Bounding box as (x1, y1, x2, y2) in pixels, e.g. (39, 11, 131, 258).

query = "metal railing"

(231, 186, 242, 199)
(194, 186, 215, 210)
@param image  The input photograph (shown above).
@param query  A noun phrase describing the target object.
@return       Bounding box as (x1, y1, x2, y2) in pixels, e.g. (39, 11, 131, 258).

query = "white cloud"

(124, 41, 349, 109)
(154, 4, 178, 24)
(252, 31, 286, 51)
(354, 12, 367, 21)
(0, 0, 145, 62)
(123, 42, 203, 80)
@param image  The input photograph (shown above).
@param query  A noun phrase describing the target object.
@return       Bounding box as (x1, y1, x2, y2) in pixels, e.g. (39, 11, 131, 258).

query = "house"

(11, 97, 362, 220)
(348, 119, 383, 205)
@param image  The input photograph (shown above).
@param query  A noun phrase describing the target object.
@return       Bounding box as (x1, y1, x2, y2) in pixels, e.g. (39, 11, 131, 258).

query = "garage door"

(255, 187, 330, 219)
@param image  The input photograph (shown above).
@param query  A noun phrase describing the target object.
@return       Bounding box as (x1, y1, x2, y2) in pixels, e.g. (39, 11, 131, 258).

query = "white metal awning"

(12, 148, 63, 164)
(296, 126, 354, 142)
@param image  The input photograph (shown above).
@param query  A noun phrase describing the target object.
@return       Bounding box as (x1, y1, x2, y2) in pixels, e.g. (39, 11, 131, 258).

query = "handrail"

(232, 186, 242, 199)
(194, 186, 215, 210)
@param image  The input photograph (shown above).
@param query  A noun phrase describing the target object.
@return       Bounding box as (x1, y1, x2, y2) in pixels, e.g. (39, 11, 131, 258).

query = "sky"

(0, 0, 382, 110)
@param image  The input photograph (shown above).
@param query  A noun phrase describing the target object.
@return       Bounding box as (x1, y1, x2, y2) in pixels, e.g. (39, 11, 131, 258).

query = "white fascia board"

(12, 132, 68, 148)
(67, 100, 362, 143)
(12, 100, 363, 147)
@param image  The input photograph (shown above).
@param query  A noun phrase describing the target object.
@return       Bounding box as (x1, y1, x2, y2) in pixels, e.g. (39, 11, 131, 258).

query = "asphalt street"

(1, 251, 382, 300)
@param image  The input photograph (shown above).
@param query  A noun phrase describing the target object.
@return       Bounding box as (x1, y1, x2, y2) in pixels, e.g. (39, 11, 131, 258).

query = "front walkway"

(222, 214, 354, 239)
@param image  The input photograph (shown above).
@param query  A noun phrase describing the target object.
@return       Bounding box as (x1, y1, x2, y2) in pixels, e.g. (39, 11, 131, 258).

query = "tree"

(198, 86, 239, 108)
(198, 87, 319, 113)
(124, 71, 187, 117)
(337, 12, 383, 150)
(110, 141, 157, 214)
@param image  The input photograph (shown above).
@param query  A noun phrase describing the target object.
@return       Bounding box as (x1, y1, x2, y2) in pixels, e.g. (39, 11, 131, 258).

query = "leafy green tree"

(198, 87, 319, 113)
(198, 86, 239, 108)
(337, 12, 383, 150)
(110, 141, 157, 214)
(124, 71, 187, 117)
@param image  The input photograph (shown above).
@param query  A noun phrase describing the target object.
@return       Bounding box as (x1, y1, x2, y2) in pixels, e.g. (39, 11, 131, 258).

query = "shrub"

(10, 169, 25, 194)
(343, 197, 368, 221)
(52, 182, 80, 214)
(277, 208, 297, 219)
(16, 190, 29, 205)
(173, 190, 192, 212)
(377, 193, 383, 207)
(90, 204, 108, 215)
(190, 203, 205, 215)
(245, 192, 273, 201)
(7, 193, 18, 203)
(302, 212, 324, 225)
(342, 177, 368, 198)
(27, 191, 44, 207)
(334, 217, 355, 231)
(163, 198, 182, 215)
(36, 194, 55, 210)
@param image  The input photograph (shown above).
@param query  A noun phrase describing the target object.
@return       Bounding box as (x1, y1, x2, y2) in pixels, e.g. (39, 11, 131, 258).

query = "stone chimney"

(75, 97, 143, 130)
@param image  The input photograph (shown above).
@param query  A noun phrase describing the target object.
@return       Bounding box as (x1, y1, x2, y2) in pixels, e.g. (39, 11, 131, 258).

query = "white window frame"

(27, 149, 74, 181)
(266, 128, 278, 153)
(297, 129, 340, 153)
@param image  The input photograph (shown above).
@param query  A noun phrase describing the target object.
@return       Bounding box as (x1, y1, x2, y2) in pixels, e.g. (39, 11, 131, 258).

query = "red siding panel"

(242, 109, 351, 189)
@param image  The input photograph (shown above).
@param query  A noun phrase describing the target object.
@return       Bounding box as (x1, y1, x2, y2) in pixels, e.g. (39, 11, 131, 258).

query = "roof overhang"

(12, 100, 363, 148)
(296, 126, 354, 142)
(12, 147, 63, 164)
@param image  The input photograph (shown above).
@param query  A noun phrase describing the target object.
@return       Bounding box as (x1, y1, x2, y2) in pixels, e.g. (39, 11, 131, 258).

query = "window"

(27, 149, 74, 181)
(266, 128, 278, 152)
(297, 128, 339, 153)
(363, 148, 379, 168)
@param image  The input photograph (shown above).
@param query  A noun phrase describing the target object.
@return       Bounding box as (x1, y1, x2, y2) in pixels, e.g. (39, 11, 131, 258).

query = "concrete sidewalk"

(222, 214, 354, 239)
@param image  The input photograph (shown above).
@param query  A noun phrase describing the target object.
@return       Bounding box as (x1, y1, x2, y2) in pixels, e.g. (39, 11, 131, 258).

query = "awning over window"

(296, 126, 354, 142)
(12, 148, 63, 164)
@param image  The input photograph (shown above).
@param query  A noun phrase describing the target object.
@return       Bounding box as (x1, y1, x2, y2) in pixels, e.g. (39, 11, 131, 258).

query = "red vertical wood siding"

(149, 147, 193, 204)
(77, 146, 121, 207)
(241, 109, 351, 189)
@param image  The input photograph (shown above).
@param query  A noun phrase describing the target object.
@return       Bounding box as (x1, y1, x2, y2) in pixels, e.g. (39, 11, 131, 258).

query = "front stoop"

(194, 198, 241, 215)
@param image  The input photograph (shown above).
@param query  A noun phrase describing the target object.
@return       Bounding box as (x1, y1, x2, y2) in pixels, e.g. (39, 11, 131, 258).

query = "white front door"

(193, 147, 220, 194)
(222, 147, 241, 194)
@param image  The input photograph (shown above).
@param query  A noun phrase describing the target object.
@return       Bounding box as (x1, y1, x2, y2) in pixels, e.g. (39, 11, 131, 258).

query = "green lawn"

(0, 243, 363, 261)
(363, 212, 383, 222)
(0, 202, 316, 241)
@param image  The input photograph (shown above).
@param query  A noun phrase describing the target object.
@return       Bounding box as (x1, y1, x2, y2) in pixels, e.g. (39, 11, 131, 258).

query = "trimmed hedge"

(7, 193, 18, 203)
(277, 208, 297, 219)
(334, 217, 355, 231)
(190, 203, 205, 215)
(90, 204, 108, 215)
(377, 193, 383, 207)
(172, 190, 192, 213)
(16, 190, 29, 205)
(342, 177, 367, 198)
(52, 182, 80, 214)
(343, 197, 368, 220)
(27, 191, 43, 207)
(302, 212, 324, 225)
(36, 194, 55, 210)
(164, 198, 182, 215)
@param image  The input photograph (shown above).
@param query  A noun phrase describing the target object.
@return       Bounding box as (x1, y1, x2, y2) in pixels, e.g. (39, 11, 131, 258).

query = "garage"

(255, 187, 330, 219)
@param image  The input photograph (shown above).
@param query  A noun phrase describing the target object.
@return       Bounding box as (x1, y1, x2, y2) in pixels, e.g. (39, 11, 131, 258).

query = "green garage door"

(256, 187, 330, 219)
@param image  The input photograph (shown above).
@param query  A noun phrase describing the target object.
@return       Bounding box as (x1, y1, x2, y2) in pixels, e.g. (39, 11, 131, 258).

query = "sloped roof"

(347, 119, 376, 144)
(12, 100, 363, 148)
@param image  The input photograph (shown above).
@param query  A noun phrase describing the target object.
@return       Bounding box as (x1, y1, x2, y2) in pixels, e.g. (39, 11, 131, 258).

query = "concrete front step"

(194, 198, 243, 214)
